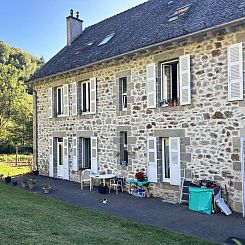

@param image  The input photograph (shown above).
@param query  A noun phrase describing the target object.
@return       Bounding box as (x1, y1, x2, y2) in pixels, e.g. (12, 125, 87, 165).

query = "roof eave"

(28, 16, 245, 85)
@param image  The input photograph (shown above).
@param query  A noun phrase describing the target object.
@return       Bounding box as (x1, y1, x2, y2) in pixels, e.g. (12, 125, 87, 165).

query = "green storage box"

(188, 187, 213, 215)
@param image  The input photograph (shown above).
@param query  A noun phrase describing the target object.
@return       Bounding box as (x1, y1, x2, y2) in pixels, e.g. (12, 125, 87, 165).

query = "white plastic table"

(90, 174, 115, 186)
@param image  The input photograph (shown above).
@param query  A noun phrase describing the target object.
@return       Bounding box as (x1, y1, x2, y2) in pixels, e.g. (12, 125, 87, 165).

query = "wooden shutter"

(169, 137, 181, 186)
(146, 63, 156, 108)
(63, 137, 69, 180)
(49, 137, 54, 177)
(147, 137, 157, 182)
(91, 137, 98, 174)
(90, 77, 97, 114)
(72, 137, 78, 171)
(72, 82, 77, 115)
(63, 84, 69, 116)
(241, 137, 245, 217)
(228, 43, 243, 101)
(179, 54, 191, 105)
(48, 88, 53, 118)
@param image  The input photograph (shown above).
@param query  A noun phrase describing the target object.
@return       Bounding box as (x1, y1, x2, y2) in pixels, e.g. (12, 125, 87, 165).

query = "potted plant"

(21, 176, 28, 188)
(5, 176, 11, 183)
(12, 179, 17, 186)
(146, 186, 153, 198)
(42, 180, 51, 194)
(168, 99, 173, 107)
(29, 178, 37, 190)
(173, 99, 177, 106)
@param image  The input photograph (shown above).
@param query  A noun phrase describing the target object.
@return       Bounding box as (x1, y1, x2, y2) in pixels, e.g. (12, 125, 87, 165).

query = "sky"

(0, 0, 147, 61)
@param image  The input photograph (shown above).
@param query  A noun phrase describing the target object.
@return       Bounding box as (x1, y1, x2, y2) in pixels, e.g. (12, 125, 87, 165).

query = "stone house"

(29, 0, 245, 214)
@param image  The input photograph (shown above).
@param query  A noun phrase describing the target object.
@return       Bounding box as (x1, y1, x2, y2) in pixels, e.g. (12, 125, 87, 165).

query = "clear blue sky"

(0, 0, 147, 61)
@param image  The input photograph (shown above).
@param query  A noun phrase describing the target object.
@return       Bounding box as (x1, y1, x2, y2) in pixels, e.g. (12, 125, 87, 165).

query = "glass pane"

(163, 138, 170, 179)
(59, 144, 64, 166)
(82, 83, 87, 112)
(149, 152, 155, 162)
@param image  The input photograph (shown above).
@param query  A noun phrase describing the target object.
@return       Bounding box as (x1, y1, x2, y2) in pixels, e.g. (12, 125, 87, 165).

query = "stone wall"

(34, 27, 245, 213)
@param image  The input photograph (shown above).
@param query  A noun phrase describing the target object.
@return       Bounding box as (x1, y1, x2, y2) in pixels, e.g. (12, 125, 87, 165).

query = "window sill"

(159, 105, 184, 111)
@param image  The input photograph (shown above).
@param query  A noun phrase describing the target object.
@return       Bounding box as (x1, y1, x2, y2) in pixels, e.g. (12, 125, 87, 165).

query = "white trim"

(162, 138, 170, 183)
(241, 137, 245, 218)
(81, 80, 90, 113)
(227, 43, 243, 101)
(146, 63, 156, 108)
(169, 137, 181, 186)
(63, 137, 69, 180)
(91, 137, 98, 174)
(72, 82, 78, 116)
(72, 137, 78, 171)
(48, 88, 53, 118)
(147, 137, 157, 183)
(179, 54, 191, 105)
(49, 137, 53, 177)
(56, 86, 64, 116)
(90, 77, 97, 114)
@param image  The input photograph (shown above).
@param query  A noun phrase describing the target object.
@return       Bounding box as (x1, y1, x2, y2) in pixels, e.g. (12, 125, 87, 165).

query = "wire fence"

(0, 154, 33, 167)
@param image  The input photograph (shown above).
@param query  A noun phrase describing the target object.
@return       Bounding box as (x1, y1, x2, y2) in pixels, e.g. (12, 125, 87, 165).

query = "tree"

(0, 40, 44, 152)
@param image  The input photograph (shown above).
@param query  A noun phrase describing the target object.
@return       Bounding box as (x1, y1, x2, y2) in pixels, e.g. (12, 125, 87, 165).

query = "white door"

(57, 138, 64, 178)
(241, 137, 245, 217)
(63, 137, 69, 180)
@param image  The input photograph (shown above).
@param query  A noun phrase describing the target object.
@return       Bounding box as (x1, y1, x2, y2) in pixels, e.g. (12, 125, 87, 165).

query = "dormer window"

(98, 33, 115, 46)
(168, 5, 190, 22)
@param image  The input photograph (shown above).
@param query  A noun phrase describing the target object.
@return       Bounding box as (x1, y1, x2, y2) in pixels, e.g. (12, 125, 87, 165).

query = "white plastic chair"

(81, 169, 93, 191)
(109, 176, 125, 195)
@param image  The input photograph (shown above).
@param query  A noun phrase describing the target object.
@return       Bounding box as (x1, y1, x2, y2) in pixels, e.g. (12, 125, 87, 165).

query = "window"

(162, 138, 170, 181)
(160, 60, 179, 106)
(168, 5, 190, 22)
(81, 80, 91, 113)
(98, 33, 115, 46)
(119, 77, 127, 110)
(147, 137, 181, 185)
(57, 138, 64, 166)
(120, 132, 128, 166)
(81, 138, 91, 169)
(57, 87, 64, 115)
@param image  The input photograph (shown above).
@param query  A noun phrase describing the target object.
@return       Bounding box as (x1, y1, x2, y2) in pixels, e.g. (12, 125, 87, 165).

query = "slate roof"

(30, 0, 245, 81)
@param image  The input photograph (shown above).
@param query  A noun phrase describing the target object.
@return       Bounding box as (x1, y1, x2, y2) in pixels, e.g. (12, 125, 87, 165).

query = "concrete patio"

(11, 174, 245, 244)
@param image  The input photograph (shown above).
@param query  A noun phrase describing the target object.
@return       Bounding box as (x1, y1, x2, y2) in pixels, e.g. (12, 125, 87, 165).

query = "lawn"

(0, 162, 31, 177)
(0, 184, 215, 245)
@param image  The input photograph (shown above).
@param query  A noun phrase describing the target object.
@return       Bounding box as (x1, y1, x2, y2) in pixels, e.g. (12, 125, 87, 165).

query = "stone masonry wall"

(34, 27, 245, 213)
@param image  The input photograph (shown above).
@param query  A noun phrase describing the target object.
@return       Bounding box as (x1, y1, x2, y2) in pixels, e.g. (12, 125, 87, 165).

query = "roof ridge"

(83, 0, 149, 32)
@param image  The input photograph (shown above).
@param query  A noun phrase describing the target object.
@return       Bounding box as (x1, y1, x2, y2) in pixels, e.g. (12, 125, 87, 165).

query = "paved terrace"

(10, 174, 245, 244)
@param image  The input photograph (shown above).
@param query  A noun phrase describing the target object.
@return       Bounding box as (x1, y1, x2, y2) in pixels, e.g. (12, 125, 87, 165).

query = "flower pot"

(12, 180, 17, 186)
(29, 183, 36, 190)
(43, 187, 51, 194)
(22, 182, 28, 188)
(146, 191, 152, 198)
(5, 177, 11, 183)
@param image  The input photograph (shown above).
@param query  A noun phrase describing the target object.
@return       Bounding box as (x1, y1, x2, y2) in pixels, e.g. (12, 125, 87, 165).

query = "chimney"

(66, 9, 83, 46)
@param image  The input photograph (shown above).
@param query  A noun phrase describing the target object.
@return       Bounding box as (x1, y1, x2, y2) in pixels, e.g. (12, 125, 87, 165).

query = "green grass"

(0, 162, 31, 177)
(0, 184, 215, 245)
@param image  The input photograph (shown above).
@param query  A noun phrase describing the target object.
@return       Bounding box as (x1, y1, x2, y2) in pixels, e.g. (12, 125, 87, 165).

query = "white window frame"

(162, 138, 170, 182)
(56, 86, 64, 116)
(160, 59, 179, 104)
(81, 80, 91, 114)
(81, 137, 91, 169)
(57, 138, 64, 166)
(119, 77, 127, 110)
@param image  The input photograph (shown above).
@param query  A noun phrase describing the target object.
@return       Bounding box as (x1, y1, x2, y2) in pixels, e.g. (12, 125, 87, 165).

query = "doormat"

(224, 237, 245, 245)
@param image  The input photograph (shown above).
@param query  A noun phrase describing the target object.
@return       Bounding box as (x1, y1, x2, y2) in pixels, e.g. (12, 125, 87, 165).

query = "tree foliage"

(0, 40, 44, 153)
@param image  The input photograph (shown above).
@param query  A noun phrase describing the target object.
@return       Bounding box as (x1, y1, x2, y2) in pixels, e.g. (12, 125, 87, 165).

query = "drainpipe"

(32, 89, 39, 172)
